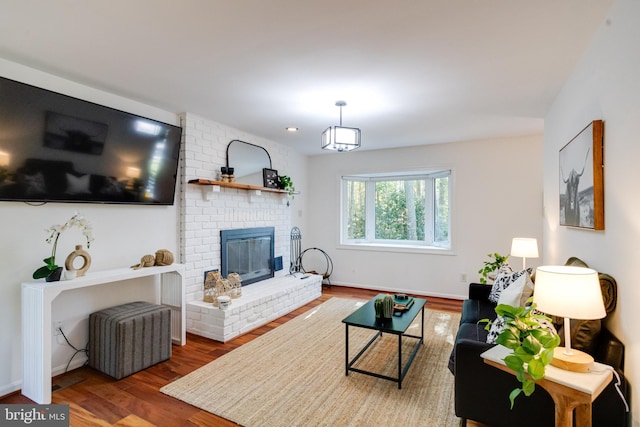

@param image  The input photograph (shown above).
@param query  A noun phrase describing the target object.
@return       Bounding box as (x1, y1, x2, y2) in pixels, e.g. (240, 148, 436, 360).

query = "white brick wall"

(178, 112, 296, 332)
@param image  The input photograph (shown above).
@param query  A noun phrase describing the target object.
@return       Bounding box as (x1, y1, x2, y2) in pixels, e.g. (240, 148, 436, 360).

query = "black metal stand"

(289, 227, 302, 274)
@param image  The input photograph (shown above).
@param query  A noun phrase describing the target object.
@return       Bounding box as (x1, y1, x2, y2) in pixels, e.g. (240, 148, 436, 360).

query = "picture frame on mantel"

(559, 120, 604, 230)
(263, 168, 279, 188)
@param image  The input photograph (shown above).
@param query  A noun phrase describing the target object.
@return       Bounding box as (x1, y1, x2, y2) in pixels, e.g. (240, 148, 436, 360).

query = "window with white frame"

(341, 170, 451, 249)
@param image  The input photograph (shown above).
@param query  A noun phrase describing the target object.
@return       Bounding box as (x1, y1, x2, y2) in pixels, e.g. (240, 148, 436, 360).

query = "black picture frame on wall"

(263, 168, 279, 188)
(559, 120, 604, 230)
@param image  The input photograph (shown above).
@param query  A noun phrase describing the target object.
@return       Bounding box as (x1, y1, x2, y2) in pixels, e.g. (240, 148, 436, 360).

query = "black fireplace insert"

(220, 227, 275, 285)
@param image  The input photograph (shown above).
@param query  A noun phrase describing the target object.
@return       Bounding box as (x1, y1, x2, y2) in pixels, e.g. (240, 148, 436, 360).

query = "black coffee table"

(342, 294, 426, 389)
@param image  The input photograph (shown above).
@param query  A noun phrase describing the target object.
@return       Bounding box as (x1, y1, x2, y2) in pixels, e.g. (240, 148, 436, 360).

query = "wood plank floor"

(1, 286, 485, 427)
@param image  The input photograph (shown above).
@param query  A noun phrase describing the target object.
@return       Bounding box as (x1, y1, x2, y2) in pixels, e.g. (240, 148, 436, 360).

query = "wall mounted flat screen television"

(0, 76, 182, 205)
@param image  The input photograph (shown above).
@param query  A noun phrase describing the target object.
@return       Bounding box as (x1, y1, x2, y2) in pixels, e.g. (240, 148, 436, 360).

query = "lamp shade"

(321, 126, 361, 152)
(322, 100, 361, 152)
(533, 265, 605, 320)
(510, 238, 539, 258)
(0, 151, 9, 167)
(126, 167, 141, 179)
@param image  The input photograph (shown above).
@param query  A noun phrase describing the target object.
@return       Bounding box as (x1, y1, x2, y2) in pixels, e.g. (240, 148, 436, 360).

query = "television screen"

(0, 76, 182, 205)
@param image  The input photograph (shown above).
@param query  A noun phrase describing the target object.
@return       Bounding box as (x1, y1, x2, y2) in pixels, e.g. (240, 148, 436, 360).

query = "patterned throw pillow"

(486, 315, 506, 344)
(533, 312, 558, 336)
(488, 265, 532, 304)
(488, 264, 512, 303)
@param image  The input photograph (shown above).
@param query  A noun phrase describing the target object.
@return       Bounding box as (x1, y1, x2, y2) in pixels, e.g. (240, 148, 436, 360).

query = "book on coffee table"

(393, 295, 414, 315)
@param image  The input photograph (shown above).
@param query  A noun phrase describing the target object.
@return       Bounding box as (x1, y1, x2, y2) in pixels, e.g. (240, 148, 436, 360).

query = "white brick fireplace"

(178, 113, 320, 341)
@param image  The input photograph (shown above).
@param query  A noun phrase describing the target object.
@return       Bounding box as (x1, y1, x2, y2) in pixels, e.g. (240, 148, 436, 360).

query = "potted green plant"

(478, 252, 509, 284)
(487, 300, 560, 408)
(33, 212, 94, 281)
(278, 175, 295, 197)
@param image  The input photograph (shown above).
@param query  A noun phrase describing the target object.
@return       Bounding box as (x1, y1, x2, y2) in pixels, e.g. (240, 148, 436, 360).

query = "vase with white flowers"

(33, 212, 94, 281)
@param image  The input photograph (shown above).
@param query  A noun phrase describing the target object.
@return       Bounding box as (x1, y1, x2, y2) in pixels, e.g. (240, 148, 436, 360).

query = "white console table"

(21, 264, 185, 404)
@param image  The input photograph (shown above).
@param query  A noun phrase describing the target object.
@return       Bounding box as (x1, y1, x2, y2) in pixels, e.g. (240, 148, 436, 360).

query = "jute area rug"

(161, 297, 460, 427)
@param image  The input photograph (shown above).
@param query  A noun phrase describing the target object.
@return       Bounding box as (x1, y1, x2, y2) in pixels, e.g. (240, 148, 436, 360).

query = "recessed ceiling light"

(285, 127, 299, 132)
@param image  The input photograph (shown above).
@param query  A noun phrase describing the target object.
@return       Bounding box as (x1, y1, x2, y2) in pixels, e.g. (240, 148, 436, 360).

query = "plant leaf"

(495, 304, 520, 318)
(527, 358, 545, 380)
(522, 335, 542, 355)
(513, 347, 534, 362)
(522, 379, 536, 396)
(478, 318, 492, 331)
(540, 348, 555, 365)
(496, 329, 520, 349)
(540, 333, 561, 349)
(33, 266, 53, 279)
(509, 388, 522, 409)
(504, 355, 524, 372)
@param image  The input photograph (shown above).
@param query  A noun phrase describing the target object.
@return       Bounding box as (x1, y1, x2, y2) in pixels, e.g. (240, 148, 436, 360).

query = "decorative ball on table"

(154, 249, 174, 266)
(131, 254, 156, 270)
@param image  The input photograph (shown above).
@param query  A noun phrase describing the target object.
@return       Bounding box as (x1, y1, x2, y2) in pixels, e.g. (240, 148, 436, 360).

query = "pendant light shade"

(321, 101, 361, 152)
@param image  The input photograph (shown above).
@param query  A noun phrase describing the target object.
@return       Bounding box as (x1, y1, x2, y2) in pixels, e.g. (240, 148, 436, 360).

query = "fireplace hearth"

(221, 227, 274, 286)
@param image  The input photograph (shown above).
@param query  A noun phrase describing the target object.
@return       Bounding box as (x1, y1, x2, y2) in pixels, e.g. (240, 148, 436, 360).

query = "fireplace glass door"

(221, 227, 275, 285)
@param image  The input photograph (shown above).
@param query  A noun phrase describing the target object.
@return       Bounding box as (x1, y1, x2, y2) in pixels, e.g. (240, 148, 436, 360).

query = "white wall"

(306, 135, 544, 299)
(0, 59, 181, 396)
(543, 0, 640, 422)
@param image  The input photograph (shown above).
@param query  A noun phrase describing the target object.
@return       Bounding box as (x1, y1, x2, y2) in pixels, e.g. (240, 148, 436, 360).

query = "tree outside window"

(341, 170, 451, 249)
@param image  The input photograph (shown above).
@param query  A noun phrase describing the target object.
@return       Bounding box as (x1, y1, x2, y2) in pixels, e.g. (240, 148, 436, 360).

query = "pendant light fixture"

(321, 101, 361, 152)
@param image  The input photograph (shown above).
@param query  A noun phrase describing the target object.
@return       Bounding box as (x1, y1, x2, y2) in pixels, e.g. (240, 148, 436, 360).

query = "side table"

(481, 345, 612, 427)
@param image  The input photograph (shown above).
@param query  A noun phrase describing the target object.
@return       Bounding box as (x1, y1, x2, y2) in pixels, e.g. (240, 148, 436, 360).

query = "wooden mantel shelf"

(188, 178, 296, 195)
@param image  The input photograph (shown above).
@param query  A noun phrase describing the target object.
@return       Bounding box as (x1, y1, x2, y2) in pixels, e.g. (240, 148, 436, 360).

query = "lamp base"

(550, 347, 594, 372)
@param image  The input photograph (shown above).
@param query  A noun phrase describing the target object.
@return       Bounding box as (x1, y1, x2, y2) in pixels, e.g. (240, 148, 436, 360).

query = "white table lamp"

(533, 265, 605, 372)
(510, 238, 539, 269)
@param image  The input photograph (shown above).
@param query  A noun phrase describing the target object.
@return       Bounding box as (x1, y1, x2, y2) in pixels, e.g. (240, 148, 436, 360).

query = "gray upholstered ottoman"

(89, 301, 171, 379)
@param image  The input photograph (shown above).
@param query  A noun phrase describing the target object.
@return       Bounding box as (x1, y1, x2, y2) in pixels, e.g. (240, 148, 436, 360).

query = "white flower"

(45, 211, 94, 249)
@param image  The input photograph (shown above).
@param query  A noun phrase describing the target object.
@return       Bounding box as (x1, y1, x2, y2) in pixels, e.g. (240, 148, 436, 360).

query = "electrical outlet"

(459, 273, 467, 283)
(54, 321, 63, 336)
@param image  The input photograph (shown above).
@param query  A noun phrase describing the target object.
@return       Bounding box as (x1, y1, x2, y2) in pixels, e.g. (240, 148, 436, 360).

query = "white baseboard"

(0, 358, 88, 400)
(329, 281, 466, 300)
(0, 380, 22, 399)
(52, 357, 87, 378)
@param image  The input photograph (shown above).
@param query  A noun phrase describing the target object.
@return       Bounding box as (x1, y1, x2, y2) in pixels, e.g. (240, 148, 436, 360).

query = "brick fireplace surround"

(178, 113, 320, 342)
(189, 274, 322, 342)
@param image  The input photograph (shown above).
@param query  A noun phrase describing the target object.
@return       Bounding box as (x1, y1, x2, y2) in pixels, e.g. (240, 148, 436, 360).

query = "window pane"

(375, 180, 425, 241)
(434, 176, 449, 243)
(346, 180, 366, 239)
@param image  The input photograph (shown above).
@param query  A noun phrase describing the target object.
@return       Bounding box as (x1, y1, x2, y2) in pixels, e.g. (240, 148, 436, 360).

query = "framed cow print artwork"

(559, 120, 604, 230)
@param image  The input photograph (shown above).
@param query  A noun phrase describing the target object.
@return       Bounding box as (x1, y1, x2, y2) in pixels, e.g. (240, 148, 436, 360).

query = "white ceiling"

(0, 0, 612, 155)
